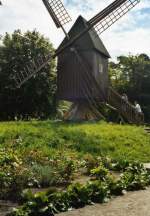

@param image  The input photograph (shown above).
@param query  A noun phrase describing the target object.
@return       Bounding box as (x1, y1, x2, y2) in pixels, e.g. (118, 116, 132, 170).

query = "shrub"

(112, 159, 130, 171)
(90, 164, 109, 181)
(82, 154, 98, 174)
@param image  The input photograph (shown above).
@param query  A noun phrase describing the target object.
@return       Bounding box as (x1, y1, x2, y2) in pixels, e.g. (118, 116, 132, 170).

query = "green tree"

(0, 30, 57, 120)
(109, 54, 150, 122)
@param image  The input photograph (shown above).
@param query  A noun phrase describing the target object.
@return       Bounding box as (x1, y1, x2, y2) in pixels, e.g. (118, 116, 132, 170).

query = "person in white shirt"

(134, 101, 144, 124)
(134, 101, 142, 113)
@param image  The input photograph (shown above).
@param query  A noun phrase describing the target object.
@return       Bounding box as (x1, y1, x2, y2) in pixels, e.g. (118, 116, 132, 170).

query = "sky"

(0, 0, 150, 60)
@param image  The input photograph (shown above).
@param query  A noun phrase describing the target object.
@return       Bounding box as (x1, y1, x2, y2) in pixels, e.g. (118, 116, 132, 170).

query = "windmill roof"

(58, 15, 110, 58)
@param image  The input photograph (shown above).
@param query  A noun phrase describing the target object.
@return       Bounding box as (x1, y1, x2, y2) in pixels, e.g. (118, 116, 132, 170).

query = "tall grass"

(0, 120, 150, 162)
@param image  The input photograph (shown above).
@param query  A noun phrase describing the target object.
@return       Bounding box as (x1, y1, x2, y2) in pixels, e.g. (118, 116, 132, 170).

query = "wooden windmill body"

(57, 16, 110, 120)
(13, 0, 144, 123)
(57, 15, 110, 102)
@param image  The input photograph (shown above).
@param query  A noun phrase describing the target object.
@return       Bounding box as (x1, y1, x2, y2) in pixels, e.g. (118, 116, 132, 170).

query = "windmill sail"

(57, 0, 140, 56)
(13, 0, 72, 88)
(14, 53, 52, 88)
(88, 0, 140, 36)
(42, 0, 72, 28)
(14, 0, 140, 88)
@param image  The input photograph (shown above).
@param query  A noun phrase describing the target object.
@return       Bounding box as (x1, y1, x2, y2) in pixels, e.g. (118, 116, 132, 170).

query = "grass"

(0, 120, 150, 162)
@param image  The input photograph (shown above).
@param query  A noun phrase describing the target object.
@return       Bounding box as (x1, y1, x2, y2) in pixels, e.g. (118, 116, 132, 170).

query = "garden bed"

(0, 121, 150, 215)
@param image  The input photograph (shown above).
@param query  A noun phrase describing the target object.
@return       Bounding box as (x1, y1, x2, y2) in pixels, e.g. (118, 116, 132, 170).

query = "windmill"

(13, 0, 143, 123)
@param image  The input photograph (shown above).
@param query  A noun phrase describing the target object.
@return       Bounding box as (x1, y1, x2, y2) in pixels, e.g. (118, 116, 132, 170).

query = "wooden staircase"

(108, 87, 144, 124)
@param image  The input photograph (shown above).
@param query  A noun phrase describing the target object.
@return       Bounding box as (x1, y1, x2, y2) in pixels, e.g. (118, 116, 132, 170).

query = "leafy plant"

(119, 162, 150, 191)
(0, 148, 38, 200)
(112, 159, 130, 171)
(86, 181, 110, 203)
(57, 160, 76, 183)
(83, 154, 98, 174)
(90, 164, 109, 181)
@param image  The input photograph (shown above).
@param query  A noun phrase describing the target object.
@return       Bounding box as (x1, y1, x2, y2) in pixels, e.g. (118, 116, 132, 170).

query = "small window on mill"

(99, 63, 103, 73)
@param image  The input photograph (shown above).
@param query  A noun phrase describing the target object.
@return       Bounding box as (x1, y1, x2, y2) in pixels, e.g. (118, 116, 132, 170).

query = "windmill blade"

(57, 0, 140, 57)
(42, 0, 72, 28)
(88, 0, 140, 36)
(13, 0, 140, 88)
(13, 53, 52, 88)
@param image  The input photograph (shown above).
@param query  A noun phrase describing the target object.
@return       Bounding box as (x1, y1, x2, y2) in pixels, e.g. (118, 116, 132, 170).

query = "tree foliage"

(109, 54, 150, 122)
(0, 30, 57, 120)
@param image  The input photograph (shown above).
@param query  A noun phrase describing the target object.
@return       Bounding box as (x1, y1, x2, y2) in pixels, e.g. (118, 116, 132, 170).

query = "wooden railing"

(108, 87, 144, 124)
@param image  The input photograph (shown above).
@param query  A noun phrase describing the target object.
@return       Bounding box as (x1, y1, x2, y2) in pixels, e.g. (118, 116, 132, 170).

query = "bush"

(90, 164, 109, 181)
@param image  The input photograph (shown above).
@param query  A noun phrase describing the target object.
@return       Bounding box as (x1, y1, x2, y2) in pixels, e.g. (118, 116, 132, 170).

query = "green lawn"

(0, 120, 150, 162)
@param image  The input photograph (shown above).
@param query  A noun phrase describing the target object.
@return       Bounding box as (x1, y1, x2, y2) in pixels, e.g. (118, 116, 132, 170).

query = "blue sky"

(0, 0, 150, 60)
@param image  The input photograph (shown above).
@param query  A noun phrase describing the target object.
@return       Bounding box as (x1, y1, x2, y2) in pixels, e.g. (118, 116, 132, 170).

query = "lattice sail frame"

(14, 53, 52, 88)
(14, 0, 72, 88)
(90, 0, 140, 36)
(42, 0, 72, 28)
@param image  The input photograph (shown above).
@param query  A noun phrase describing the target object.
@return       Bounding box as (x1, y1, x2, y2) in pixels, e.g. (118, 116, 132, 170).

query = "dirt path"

(0, 200, 18, 216)
(58, 187, 150, 216)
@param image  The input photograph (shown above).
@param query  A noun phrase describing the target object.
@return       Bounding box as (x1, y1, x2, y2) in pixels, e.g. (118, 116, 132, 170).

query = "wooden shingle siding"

(57, 16, 110, 102)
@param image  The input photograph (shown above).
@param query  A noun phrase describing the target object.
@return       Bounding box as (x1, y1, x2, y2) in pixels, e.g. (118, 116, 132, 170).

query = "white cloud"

(102, 27, 150, 59)
(0, 0, 150, 60)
